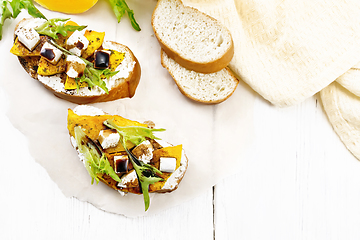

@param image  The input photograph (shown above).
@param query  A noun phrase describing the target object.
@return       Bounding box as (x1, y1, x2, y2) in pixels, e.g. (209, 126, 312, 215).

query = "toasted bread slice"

(152, 0, 234, 73)
(67, 105, 188, 195)
(12, 18, 141, 104)
(36, 41, 141, 104)
(161, 50, 239, 104)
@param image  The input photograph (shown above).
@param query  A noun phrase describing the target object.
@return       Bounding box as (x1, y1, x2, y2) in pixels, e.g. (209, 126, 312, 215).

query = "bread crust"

(14, 20, 141, 104)
(157, 39, 234, 74)
(151, 0, 234, 73)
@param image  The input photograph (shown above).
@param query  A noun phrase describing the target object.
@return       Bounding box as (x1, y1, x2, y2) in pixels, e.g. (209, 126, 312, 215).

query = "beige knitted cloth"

(183, 0, 360, 107)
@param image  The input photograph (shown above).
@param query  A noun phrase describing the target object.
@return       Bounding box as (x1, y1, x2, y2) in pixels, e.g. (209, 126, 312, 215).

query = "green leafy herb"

(77, 67, 119, 94)
(0, 1, 12, 40)
(74, 126, 121, 185)
(75, 78, 80, 93)
(106, 123, 165, 147)
(131, 159, 164, 211)
(10, 0, 46, 19)
(104, 119, 166, 211)
(107, 0, 140, 31)
(35, 18, 87, 39)
(1, 0, 47, 40)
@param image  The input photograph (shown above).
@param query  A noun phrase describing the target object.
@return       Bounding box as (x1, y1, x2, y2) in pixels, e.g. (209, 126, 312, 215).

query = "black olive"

(94, 50, 110, 69)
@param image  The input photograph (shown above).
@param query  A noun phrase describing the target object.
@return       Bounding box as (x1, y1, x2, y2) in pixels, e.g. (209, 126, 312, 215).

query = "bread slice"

(152, 0, 234, 73)
(161, 50, 239, 104)
(67, 105, 188, 195)
(12, 18, 141, 104)
(36, 41, 141, 104)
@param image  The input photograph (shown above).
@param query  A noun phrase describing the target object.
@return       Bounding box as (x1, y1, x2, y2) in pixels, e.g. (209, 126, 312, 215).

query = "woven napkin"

(183, 0, 360, 107)
(320, 63, 360, 161)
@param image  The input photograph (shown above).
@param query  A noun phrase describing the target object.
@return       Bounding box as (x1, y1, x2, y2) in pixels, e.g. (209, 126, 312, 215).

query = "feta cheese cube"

(117, 170, 138, 188)
(114, 155, 129, 173)
(66, 55, 86, 78)
(159, 157, 177, 173)
(40, 42, 63, 64)
(66, 30, 89, 56)
(132, 140, 154, 164)
(16, 27, 41, 51)
(98, 129, 120, 149)
(69, 47, 82, 56)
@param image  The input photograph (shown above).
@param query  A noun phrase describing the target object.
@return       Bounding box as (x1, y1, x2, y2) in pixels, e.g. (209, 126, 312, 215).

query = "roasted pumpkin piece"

(64, 76, 88, 90)
(67, 109, 147, 142)
(10, 36, 48, 57)
(81, 30, 105, 59)
(151, 145, 182, 170)
(148, 145, 182, 192)
(37, 56, 66, 75)
(97, 174, 120, 191)
(107, 49, 125, 71)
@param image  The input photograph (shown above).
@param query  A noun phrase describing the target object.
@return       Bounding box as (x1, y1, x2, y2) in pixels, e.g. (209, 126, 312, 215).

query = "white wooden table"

(1, 82, 360, 239)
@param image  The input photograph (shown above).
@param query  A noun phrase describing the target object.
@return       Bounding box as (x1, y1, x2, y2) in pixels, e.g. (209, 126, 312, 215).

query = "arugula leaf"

(107, 0, 140, 31)
(74, 126, 121, 185)
(132, 160, 164, 211)
(102, 68, 120, 78)
(35, 18, 87, 39)
(77, 67, 116, 94)
(0, 1, 12, 40)
(104, 119, 166, 211)
(75, 68, 112, 94)
(107, 124, 165, 147)
(10, 0, 46, 19)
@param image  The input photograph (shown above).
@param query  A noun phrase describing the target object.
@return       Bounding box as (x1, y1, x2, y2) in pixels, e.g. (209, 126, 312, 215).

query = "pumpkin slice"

(82, 30, 105, 59)
(67, 108, 146, 143)
(10, 36, 48, 57)
(107, 49, 125, 71)
(64, 76, 88, 90)
(37, 56, 66, 75)
(149, 145, 183, 192)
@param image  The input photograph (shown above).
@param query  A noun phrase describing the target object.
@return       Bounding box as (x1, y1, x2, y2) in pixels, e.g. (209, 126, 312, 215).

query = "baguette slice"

(67, 105, 188, 195)
(36, 41, 141, 104)
(13, 18, 141, 104)
(161, 50, 239, 104)
(152, 0, 234, 73)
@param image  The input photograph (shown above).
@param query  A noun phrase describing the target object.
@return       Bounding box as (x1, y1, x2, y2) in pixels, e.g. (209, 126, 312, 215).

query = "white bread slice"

(13, 19, 141, 104)
(161, 50, 239, 104)
(68, 105, 189, 195)
(152, 0, 234, 73)
(37, 41, 141, 104)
